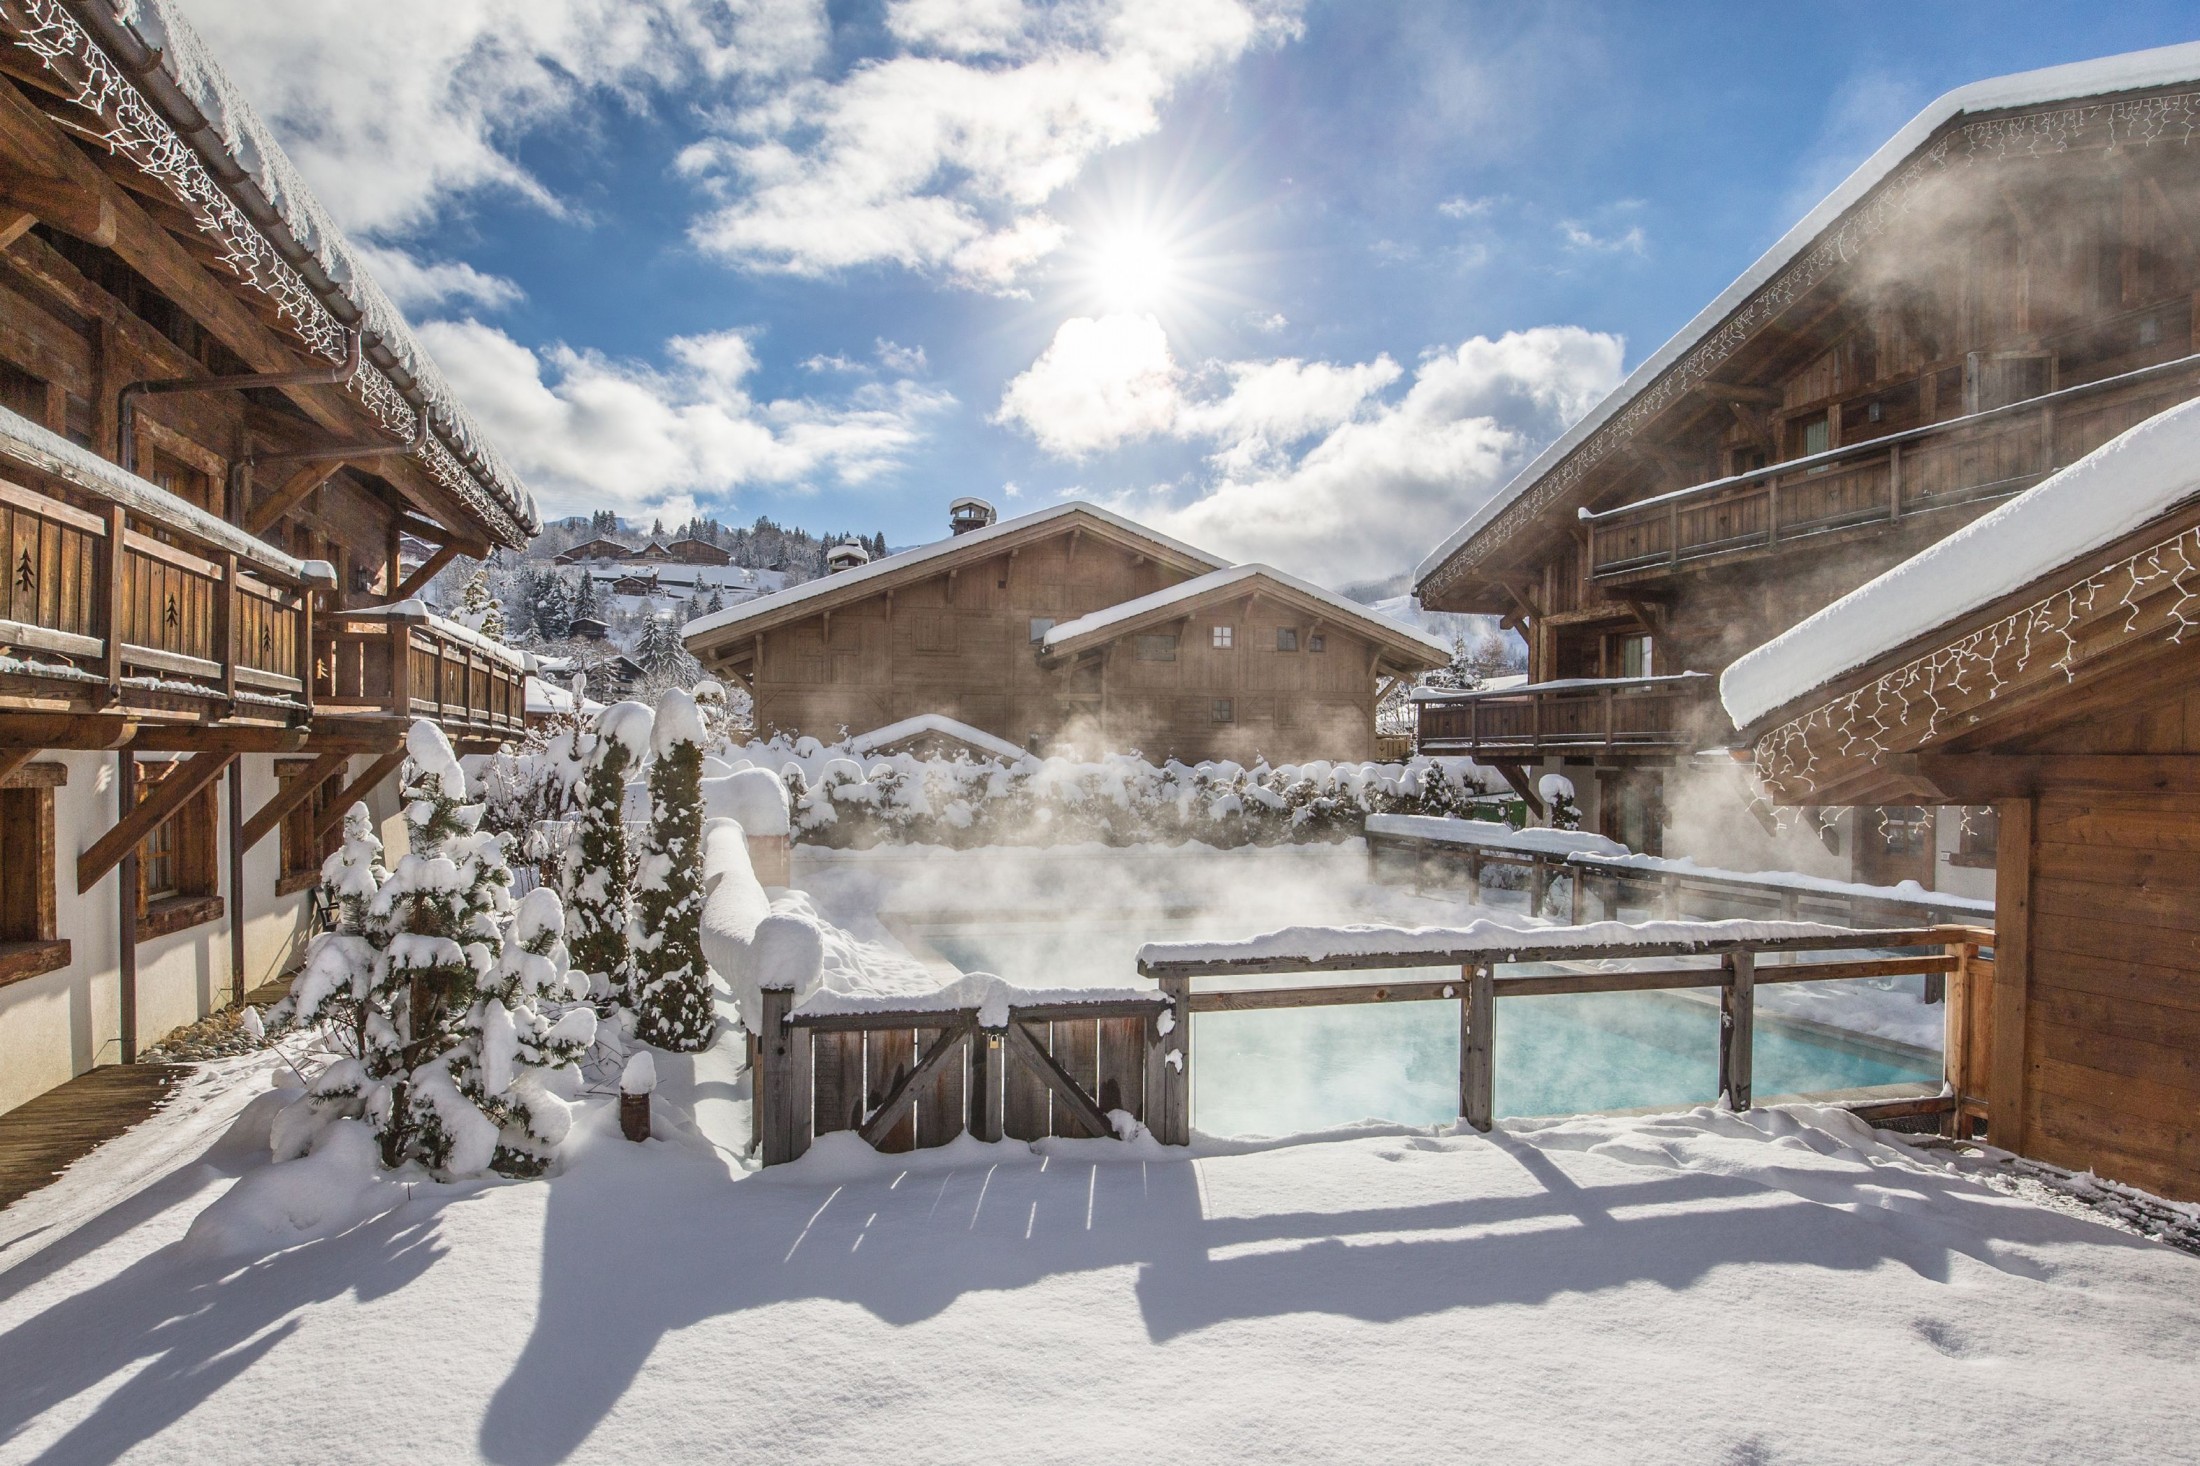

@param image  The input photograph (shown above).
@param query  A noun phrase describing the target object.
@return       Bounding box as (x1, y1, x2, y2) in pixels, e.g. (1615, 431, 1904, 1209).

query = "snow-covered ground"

(1, 1039, 2195, 1464)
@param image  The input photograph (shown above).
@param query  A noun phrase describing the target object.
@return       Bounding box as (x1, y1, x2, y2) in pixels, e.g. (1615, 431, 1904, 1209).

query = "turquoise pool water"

(923, 926, 1941, 1137)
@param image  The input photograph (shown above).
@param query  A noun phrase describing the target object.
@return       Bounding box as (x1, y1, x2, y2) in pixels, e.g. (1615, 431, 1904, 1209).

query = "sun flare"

(1086, 227, 1181, 311)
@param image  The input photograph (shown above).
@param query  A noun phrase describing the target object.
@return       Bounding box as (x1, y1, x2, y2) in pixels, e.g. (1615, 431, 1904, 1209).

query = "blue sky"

(187, 0, 2200, 586)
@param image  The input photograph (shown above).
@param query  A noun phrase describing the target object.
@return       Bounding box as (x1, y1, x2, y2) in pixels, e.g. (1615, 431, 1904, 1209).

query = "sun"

(1085, 227, 1182, 313)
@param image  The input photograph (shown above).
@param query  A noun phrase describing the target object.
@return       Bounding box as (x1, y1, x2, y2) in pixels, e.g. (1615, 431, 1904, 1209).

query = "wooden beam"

(390, 542, 462, 602)
(240, 749, 347, 852)
(1694, 379, 1783, 406)
(0, 745, 34, 787)
(245, 462, 342, 538)
(1989, 798, 2033, 1157)
(0, 159, 114, 246)
(1896, 753, 2200, 801)
(0, 713, 136, 751)
(127, 724, 311, 754)
(77, 749, 233, 893)
(310, 751, 404, 839)
(1492, 760, 1547, 819)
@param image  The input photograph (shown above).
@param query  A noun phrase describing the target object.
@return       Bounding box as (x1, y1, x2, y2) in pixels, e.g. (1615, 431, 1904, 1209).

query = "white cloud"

(1437, 194, 1498, 219)
(875, 338, 929, 374)
(1559, 220, 1646, 255)
(416, 318, 954, 523)
(997, 316, 1624, 584)
(993, 313, 1181, 457)
(1246, 310, 1288, 333)
(351, 243, 523, 312)
(683, 0, 1302, 290)
(177, 0, 826, 238)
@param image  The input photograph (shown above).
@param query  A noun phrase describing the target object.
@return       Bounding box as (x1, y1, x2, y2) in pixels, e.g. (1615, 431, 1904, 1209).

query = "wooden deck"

(0, 1062, 191, 1212)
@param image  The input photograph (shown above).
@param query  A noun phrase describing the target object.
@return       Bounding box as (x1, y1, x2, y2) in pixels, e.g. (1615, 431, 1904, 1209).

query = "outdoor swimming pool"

(922, 923, 1942, 1136)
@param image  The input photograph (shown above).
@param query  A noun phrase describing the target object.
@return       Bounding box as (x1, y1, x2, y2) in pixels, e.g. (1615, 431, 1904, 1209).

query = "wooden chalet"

(1725, 397, 2200, 1201)
(684, 502, 1448, 763)
(1413, 44, 2200, 880)
(552, 537, 633, 565)
(660, 536, 732, 566)
(0, 0, 535, 1114)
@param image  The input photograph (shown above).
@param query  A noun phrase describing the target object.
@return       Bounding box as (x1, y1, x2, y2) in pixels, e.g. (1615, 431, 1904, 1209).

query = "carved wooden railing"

(314, 606, 526, 738)
(0, 416, 319, 717)
(1415, 673, 1718, 757)
(1584, 352, 2200, 582)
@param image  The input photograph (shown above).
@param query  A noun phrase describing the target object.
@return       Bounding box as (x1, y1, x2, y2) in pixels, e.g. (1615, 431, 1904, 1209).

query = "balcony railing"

(0, 408, 322, 719)
(1583, 352, 2200, 583)
(1415, 673, 1717, 758)
(315, 605, 528, 740)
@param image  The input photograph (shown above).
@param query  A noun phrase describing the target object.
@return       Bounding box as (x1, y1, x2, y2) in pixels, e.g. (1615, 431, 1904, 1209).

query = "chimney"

(949, 497, 997, 535)
(825, 540, 871, 574)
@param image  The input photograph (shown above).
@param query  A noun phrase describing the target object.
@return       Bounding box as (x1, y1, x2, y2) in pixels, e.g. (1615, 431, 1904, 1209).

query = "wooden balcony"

(314, 605, 527, 745)
(1415, 673, 1719, 759)
(0, 409, 323, 731)
(1584, 352, 2200, 585)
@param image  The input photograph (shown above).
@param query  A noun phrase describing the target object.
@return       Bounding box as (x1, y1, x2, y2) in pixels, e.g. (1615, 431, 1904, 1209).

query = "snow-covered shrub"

(631, 689, 713, 1051)
(565, 700, 651, 996)
(273, 721, 591, 1179)
(710, 738, 1508, 850)
(1541, 773, 1582, 832)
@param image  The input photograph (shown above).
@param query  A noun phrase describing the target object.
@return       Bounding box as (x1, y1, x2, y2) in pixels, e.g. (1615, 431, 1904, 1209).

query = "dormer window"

(1211, 625, 1234, 649)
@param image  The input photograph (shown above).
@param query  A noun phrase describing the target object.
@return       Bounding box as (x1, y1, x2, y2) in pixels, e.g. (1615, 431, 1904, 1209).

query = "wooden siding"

(2020, 789, 2200, 1200)
(749, 528, 1390, 762)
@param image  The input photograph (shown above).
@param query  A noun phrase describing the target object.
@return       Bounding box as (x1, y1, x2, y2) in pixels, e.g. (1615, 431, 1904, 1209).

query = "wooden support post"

(241, 748, 346, 851)
(1941, 941, 1970, 1139)
(116, 750, 137, 1064)
(227, 757, 245, 1006)
(1461, 963, 1494, 1133)
(1568, 861, 1585, 923)
(969, 1027, 1002, 1142)
(390, 542, 462, 603)
(757, 986, 810, 1164)
(1528, 857, 1552, 918)
(78, 749, 235, 893)
(385, 619, 410, 717)
(1989, 798, 2033, 1155)
(217, 551, 238, 707)
(1719, 950, 1755, 1111)
(245, 462, 341, 537)
(1145, 978, 1191, 1145)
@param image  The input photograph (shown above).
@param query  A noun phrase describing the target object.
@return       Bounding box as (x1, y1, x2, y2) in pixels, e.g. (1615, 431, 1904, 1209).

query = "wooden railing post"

(1461, 962, 1493, 1132)
(1888, 440, 1903, 520)
(1144, 977, 1191, 1145)
(1602, 685, 1615, 747)
(971, 1026, 1001, 1141)
(757, 986, 810, 1164)
(1668, 498, 1680, 565)
(1528, 856, 1552, 916)
(216, 550, 238, 706)
(100, 503, 126, 698)
(1568, 861, 1585, 923)
(1941, 940, 1969, 1138)
(1719, 950, 1755, 1110)
(385, 619, 410, 717)
(1767, 477, 1780, 546)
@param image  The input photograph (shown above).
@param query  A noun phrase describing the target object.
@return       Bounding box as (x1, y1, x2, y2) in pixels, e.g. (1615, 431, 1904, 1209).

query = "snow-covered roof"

(1363, 814, 1626, 858)
(1721, 396, 2200, 729)
(846, 714, 1029, 763)
(34, 1, 538, 545)
(1410, 672, 1709, 703)
(1039, 563, 1451, 663)
(1414, 41, 2200, 594)
(682, 502, 1228, 646)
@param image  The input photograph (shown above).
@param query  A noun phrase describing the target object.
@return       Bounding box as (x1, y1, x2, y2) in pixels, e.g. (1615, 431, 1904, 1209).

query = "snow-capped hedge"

(723, 736, 1512, 850)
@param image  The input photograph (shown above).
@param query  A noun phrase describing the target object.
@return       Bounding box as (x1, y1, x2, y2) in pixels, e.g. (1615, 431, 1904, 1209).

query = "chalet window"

(1616, 634, 1652, 679)
(1308, 633, 1326, 653)
(1798, 417, 1830, 459)
(1211, 625, 1234, 649)
(1135, 633, 1178, 661)
(277, 760, 344, 897)
(1729, 446, 1768, 477)
(1212, 698, 1234, 723)
(137, 772, 221, 938)
(1275, 628, 1298, 652)
(1870, 806, 1932, 857)
(0, 764, 68, 986)
(1950, 806, 2000, 868)
(148, 450, 215, 515)
(1028, 617, 1054, 643)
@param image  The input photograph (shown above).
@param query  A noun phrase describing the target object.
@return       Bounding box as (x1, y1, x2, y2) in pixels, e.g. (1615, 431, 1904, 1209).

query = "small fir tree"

(459, 567, 507, 641)
(573, 571, 598, 620)
(564, 700, 651, 996)
(535, 573, 575, 640)
(631, 688, 713, 1050)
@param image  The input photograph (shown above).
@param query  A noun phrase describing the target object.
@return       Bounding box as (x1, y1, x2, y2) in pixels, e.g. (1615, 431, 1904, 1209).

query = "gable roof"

(554, 538, 635, 563)
(37, 0, 539, 545)
(1038, 563, 1451, 668)
(682, 501, 1227, 654)
(1414, 40, 2200, 598)
(1722, 395, 2200, 732)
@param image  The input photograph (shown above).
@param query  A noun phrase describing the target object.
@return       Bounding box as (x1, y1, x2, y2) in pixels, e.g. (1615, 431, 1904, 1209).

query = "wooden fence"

(1136, 924, 1996, 1140)
(750, 991, 1171, 1166)
(1413, 674, 1717, 758)
(315, 607, 526, 739)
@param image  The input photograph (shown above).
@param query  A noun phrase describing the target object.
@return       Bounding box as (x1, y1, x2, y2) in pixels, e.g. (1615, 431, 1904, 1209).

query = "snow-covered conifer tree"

(631, 689, 713, 1050)
(564, 700, 652, 996)
(459, 567, 507, 641)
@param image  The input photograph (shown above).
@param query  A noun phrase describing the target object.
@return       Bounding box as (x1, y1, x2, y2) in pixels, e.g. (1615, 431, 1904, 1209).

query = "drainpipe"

(116, 329, 362, 485)
(116, 750, 137, 1065)
(228, 760, 245, 1007)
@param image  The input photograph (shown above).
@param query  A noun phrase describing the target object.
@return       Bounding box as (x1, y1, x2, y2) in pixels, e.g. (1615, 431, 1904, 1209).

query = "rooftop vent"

(949, 497, 997, 535)
(825, 541, 872, 573)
